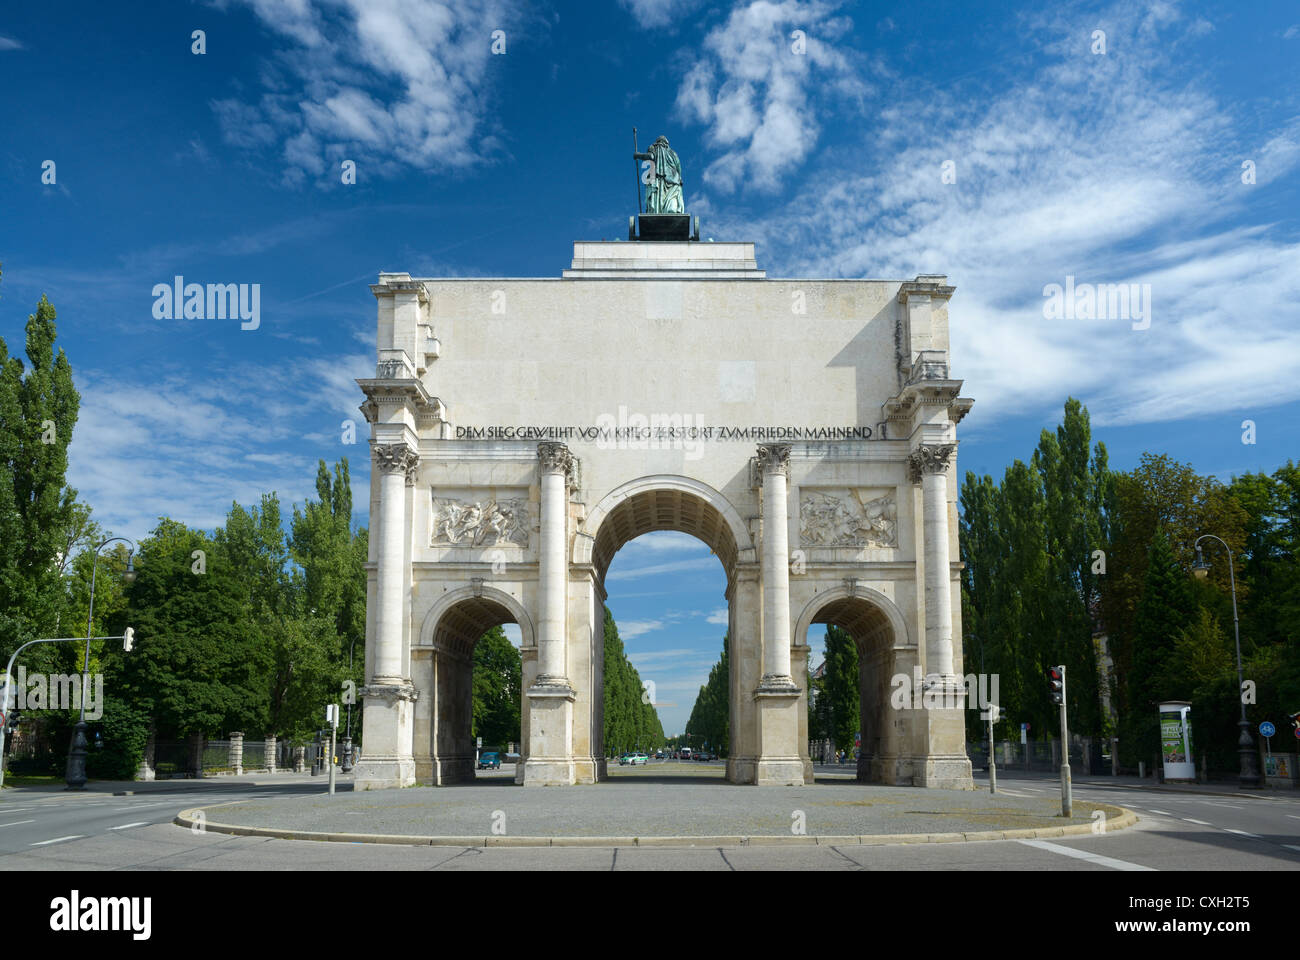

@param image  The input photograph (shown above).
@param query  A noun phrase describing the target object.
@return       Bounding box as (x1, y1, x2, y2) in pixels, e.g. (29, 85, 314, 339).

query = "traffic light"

(1048, 665, 1065, 705)
(5, 710, 21, 736)
(123, 627, 135, 652)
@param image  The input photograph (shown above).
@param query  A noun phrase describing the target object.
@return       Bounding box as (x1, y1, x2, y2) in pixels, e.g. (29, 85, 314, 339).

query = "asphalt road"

(1, 768, 1297, 871)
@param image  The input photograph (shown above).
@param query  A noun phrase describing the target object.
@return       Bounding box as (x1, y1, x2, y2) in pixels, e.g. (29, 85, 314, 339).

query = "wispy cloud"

(213, 0, 524, 185)
(0, 35, 23, 50)
(675, 0, 869, 193)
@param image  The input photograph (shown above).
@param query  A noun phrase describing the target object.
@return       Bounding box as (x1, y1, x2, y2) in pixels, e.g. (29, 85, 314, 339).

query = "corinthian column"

(909, 443, 957, 681)
(535, 441, 572, 685)
(372, 442, 418, 680)
(757, 443, 795, 688)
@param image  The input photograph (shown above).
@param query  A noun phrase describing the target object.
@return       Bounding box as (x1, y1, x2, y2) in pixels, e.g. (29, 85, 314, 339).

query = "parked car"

(503, 753, 521, 764)
(477, 751, 501, 769)
(629, 753, 648, 765)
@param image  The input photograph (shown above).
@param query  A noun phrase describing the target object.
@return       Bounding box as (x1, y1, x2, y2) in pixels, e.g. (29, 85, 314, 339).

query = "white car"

(619, 753, 648, 765)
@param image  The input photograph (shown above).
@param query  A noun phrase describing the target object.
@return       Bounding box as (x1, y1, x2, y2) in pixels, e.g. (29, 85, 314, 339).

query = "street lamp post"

(341, 635, 359, 773)
(66, 537, 136, 790)
(1191, 534, 1260, 789)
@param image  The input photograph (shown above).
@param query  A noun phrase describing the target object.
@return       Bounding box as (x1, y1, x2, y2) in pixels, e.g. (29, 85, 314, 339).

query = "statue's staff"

(633, 127, 642, 214)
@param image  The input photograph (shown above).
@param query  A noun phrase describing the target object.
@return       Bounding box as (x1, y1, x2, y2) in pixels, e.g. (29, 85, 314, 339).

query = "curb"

(173, 802, 1138, 848)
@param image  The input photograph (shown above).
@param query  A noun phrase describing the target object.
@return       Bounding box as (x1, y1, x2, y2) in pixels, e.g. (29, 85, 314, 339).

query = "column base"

(753, 684, 802, 785)
(353, 756, 416, 790)
(912, 754, 975, 789)
(727, 757, 757, 784)
(754, 758, 806, 786)
(524, 680, 576, 786)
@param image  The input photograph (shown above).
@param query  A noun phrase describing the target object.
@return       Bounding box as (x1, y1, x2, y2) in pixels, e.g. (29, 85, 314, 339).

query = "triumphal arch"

(354, 147, 974, 791)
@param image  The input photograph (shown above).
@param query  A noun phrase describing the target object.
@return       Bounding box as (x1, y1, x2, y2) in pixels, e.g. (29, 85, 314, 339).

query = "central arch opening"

(589, 482, 744, 783)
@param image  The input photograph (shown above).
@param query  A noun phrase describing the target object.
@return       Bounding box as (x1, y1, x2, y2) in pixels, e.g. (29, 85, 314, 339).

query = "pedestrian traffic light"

(1048, 665, 1065, 705)
(122, 627, 135, 652)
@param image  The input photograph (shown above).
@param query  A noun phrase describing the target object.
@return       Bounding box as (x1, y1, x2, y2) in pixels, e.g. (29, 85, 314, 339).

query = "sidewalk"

(980, 768, 1289, 801)
(1, 770, 334, 796)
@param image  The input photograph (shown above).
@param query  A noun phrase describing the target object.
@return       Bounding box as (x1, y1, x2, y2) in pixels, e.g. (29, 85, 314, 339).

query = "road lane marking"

(1225, 829, 1261, 839)
(1284, 845, 1300, 853)
(1183, 818, 1212, 825)
(31, 835, 83, 846)
(110, 822, 149, 831)
(1148, 810, 1173, 815)
(1017, 839, 1156, 871)
(0, 820, 35, 828)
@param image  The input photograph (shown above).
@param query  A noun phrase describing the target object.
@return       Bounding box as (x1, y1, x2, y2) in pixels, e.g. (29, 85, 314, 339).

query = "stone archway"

(795, 585, 918, 785)
(412, 585, 535, 784)
(576, 475, 756, 781)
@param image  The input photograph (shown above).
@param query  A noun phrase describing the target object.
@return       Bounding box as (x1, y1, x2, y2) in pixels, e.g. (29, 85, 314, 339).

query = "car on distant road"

(477, 752, 501, 770)
(619, 753, 648, 765)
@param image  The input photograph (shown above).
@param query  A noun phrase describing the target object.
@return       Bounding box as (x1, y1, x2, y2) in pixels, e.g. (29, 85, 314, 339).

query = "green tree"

(685, 634, 728, 754)
(822, 624, 858, 753)
(0, 295, 81, 670)
(119, 519, 269, 738)
(472, 626, 521, 747)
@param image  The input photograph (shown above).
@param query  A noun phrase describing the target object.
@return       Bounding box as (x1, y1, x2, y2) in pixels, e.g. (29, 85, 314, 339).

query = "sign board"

(1159, 701, 1195, 780)
(1260, 721, 1276, 738)
(1020, 725, 1027, 745)
(477, 736, 483, 748)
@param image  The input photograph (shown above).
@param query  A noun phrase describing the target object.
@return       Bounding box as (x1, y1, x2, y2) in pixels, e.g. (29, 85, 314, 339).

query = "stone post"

(294, 745, 306, 773)
(524, 442, 577, 786)
(353, 442, 419, 789)
(229, 732, 244, 776)
(753, 444, 802, 786)
(187, 732, 204, 779)
(136, 728, 156, 781)
(265, 735, 277, 774)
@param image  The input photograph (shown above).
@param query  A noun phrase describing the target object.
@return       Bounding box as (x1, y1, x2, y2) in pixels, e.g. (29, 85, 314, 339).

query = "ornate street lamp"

(1191, 534, 1259, 789)
(66, 537, 136, 789)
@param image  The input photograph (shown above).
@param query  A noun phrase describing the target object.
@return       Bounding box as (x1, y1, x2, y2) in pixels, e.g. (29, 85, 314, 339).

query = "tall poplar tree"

(0, 294, 81, 666)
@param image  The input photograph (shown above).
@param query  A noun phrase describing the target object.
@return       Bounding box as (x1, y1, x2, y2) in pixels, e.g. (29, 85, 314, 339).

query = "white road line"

(1205, 804, 1242, 810)
(1284, 845, 1300, 853)
(1287, 815, 1300, 821)
(1183, 818, 1212, 825)
(0, 819, 35, 828)
(1148, 810, 1173, 815)
(1017, 839, 1156, 871)
(30, 835, 83, 846)
(996, 789, 1033, 797)
(1225, 829, 1261, 839)
(109, 822, 149, 831)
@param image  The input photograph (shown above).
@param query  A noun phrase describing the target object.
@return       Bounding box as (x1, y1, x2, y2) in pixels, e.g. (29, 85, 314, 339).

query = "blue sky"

(2, 0, 1297, 735)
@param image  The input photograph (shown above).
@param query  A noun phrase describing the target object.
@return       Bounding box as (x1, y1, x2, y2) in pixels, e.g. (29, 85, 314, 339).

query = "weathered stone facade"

(353, 241, 974, 790)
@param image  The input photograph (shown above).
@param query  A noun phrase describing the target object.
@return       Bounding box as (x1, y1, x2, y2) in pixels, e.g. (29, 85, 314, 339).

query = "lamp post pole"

(66, 537, 136, 789)
(1192, 534, 1260, 789)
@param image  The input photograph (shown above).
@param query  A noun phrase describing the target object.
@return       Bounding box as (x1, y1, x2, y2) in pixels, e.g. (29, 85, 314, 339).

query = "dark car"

(477, 751, 501, 769)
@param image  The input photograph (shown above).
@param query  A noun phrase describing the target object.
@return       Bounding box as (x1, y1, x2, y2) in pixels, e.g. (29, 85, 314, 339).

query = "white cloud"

(708, 1, 1300, 429)
(0, 35, 24, 50)
(705, 607, 728, 624)
(213, 0, 521, 183)
(619, 620, 665, 639)
(674, 0, 868, 193)
(605, 556, 724, 581)
(619, 0, 702, 30)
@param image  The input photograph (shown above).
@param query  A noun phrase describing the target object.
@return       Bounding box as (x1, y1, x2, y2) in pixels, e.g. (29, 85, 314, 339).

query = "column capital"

(373, 442, 420, 485)
(537, 441, 579, 487)
(907, 443, 956, 483)
(756, 442, 792, 478)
